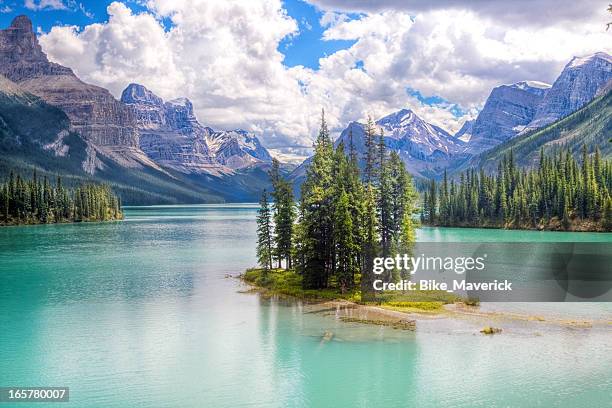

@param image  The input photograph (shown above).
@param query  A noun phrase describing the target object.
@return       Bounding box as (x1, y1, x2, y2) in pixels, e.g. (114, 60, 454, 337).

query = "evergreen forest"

(422, 147, 612, 231)
(257, 112, 419, 298)
(1, 171, 123, 225)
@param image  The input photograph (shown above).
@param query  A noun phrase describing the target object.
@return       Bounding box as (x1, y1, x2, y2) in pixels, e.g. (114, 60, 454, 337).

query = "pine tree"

(427, 179, 437, 224)
(361, 183, 378, 302)
(269, 159, 295, 269)
(256, 190, 274, 272)
(334, 190, 356, 292)
(377, 129, 393, 259)
(297, 109, 335, 288)
(363, 116, 377, 184)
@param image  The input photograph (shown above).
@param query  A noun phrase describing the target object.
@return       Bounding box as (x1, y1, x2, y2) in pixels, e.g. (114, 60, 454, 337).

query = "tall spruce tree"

(377, 129, 393, 260)
(363, 116, 377, 184)
(361, 183, 379, 301)
(256, 190, 274, 272)
(297, 109, 335, 288)
(269, 158, 295, 269)
(334, 190, 356, 292)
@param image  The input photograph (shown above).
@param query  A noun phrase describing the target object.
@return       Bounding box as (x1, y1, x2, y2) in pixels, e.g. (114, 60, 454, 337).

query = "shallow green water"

(0, 204, 611, 407)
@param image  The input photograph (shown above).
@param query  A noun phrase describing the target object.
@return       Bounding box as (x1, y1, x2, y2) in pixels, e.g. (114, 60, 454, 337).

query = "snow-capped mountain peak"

(329, 108, 469, 179)
(371, 108, 463, 157)
(376, 108, 415, 128)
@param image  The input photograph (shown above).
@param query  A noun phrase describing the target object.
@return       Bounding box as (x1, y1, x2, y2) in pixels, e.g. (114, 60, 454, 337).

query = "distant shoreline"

(0, 217, 123, 228)
(422, 220, 610, 233)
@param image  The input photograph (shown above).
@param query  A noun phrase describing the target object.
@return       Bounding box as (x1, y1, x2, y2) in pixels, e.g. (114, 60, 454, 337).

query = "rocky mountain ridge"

(0, 15, 278, 204)
(121, 83, 271, 175)
(0, 15, 150, 174)
(522, 52, 612, 132)
(465, 80, 551, 153)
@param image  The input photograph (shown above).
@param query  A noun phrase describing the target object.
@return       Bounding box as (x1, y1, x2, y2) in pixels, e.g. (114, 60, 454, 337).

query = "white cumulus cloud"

(38, 0, 612, 159)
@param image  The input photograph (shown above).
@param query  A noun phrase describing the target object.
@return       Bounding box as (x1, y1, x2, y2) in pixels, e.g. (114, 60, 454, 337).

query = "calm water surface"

(0, 204, 611, 407)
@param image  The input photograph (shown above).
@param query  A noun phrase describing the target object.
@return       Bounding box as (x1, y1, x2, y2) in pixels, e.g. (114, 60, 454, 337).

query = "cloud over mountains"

(38, 0, 612, 159)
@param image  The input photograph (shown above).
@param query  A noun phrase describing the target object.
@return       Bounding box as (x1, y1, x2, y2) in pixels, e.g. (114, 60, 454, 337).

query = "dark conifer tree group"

(256, 110, 419, 295)
(0, 171, 123, 225)
(422, 147, 611, 231)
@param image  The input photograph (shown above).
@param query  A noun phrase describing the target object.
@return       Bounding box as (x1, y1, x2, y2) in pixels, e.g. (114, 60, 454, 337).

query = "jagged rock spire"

(10, 15, 33, 31)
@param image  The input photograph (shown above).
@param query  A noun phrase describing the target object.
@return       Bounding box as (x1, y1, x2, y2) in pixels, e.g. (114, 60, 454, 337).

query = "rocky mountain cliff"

(473, 87, 611, 172)
(120, 83, 221, 174)
(466, 81, 550, 153)
(523, 52, 612, 132)
(121, 83, 272, 174)
(0, 15, 154, 174)
(0, 16, 72, 81)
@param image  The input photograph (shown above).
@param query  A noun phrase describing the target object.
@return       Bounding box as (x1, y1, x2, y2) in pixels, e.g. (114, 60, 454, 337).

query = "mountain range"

(0, 14, 610, 202)
(473, 86, 611, 172)
(291, 50, 611, 183)
(0, 15, 279, 204)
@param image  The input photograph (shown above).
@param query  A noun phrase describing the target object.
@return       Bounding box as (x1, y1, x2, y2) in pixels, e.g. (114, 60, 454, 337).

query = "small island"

(0, 170, 123, 226)
(243, 113, 477, 329)
(242, 267, 464, 309)
(243, 112, 611, 331)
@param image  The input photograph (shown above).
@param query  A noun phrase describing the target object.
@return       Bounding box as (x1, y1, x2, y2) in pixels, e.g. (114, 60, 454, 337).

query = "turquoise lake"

(1, 204, 611, 407)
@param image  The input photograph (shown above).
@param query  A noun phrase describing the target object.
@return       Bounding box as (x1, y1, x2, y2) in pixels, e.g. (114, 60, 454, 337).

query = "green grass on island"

(242, 268, 466, 313)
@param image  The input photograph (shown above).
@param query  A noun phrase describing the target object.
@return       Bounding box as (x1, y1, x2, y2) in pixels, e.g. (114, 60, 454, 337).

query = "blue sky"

(0, 0, 358, 70)
(279, 0, 358, 69)
(0, 1, 139, 30)
(0, 0, 460, 116)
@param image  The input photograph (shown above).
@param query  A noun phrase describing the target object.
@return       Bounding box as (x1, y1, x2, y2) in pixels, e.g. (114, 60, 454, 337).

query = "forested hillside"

(473, 89, 611, 172)
(1, 171, 123, 226)
(423, 148, 612, 231)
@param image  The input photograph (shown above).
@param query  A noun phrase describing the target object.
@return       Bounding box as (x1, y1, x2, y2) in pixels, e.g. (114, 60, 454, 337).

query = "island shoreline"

(237, 271, 609, 331)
